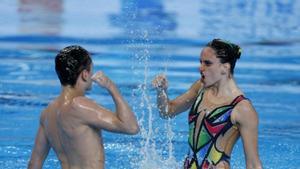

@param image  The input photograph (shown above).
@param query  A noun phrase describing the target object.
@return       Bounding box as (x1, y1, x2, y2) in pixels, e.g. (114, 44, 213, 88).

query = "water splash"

(129, 30, 180, 169)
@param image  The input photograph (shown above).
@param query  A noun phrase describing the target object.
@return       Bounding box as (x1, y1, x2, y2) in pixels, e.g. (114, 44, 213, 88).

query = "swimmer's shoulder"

(190, 79, 204, 94)
(39, 99, 59, 124)
(71, 96, 100, 114)
(231, 98, 258, 125)
(233, 96, 254, 114)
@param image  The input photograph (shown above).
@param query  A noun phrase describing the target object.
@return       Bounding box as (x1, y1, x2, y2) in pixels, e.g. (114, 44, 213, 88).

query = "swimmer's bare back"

(29, 71, 139, 169)
(39, 96, 104, 169)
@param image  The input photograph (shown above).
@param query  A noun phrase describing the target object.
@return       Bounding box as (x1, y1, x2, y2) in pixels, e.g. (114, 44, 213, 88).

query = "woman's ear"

(224, 63, 231, 73)
(221, 63, 230, 75)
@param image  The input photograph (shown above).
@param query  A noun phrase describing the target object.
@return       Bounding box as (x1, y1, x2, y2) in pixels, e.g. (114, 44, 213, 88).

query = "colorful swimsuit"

(184, 89, 246, 169)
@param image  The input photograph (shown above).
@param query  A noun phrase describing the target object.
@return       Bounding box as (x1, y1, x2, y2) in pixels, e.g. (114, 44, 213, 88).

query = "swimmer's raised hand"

(152, 74, 168, 90)
(92, 71, 115, 89)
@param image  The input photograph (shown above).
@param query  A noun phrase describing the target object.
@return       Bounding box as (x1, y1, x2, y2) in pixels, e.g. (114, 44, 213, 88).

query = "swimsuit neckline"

(193, 88, 245, 117)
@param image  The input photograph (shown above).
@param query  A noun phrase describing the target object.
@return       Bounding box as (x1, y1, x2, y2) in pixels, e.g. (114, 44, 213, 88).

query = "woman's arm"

(233, 100, 263, 169)
(153, 74, 202, 118)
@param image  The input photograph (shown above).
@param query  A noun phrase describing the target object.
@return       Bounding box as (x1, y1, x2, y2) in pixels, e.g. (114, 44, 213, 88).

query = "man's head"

(55, 45, 92, 88)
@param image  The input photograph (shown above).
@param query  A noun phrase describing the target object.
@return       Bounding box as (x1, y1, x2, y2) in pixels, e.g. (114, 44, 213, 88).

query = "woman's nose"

(199, 65, 204, 72)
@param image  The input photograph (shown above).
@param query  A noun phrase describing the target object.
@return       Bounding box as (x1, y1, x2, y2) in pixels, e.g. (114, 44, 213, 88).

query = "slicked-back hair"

(55, 45, 92, 87)
(207, 39, 241, 74)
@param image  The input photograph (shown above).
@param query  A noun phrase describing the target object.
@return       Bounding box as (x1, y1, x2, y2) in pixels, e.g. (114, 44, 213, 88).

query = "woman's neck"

(209, 77, 240, 98)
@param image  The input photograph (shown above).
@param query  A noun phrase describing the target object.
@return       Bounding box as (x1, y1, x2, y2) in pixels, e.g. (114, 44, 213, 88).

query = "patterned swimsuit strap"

(230, 95, 247, 106)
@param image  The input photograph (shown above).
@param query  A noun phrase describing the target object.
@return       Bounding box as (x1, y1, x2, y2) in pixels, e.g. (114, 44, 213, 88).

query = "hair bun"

(231, 43, 241, 60)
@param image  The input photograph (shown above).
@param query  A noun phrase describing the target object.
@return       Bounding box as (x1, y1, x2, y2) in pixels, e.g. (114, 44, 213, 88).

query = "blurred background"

(0, 0, 300, 168)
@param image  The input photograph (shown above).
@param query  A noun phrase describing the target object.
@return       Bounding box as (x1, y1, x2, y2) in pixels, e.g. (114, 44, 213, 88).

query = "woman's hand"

(152, 74, 168, 90)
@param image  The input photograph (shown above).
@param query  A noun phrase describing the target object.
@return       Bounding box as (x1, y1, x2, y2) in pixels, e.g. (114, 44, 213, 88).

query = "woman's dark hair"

(55, 45, 92, 87)
(206, 39, 241, 74)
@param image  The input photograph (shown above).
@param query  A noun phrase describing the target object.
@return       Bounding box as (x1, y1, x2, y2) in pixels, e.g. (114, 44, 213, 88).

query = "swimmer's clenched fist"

(92, 71, 114, 89)
(152, 74, 168, 90)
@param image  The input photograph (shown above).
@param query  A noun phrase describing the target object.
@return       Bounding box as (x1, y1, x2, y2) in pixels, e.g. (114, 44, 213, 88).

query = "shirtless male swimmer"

(28, 45, 139, 169)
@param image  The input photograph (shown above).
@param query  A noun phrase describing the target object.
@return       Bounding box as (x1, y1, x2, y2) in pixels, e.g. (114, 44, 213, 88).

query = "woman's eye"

(204, 61, 212, 66)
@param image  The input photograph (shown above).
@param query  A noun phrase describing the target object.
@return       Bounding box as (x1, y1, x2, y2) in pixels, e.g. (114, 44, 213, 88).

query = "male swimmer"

(28, 45, 139, 169)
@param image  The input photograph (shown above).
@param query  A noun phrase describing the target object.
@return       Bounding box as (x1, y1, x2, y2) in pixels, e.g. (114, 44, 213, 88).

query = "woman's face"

(199, 47, 225, 87)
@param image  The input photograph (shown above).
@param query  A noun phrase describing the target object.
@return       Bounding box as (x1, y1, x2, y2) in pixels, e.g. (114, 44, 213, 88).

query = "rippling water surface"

(0, 0, 300, 168)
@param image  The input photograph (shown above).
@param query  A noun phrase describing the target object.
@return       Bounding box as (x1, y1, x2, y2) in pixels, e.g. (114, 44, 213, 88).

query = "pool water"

(1, 0, 300, 169)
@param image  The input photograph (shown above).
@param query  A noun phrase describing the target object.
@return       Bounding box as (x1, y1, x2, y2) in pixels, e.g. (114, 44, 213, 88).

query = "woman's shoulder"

(232, 98, 258, 125)
(190, 79, 204, 94)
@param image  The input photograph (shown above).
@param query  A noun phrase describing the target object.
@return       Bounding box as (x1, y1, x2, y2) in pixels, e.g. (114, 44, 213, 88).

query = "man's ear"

(81, 69, 89, 82)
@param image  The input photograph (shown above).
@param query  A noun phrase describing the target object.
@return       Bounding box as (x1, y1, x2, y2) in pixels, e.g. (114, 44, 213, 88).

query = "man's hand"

(92, 71, 114, 89)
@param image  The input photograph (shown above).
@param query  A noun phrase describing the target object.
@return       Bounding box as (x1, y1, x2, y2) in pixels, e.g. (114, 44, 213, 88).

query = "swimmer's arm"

(85, 71, 139, 134)
(105, 82, 139, 134)
(28, 117, 50, 169)
(73, 95, 139, 135)
(156, 80, 202, 118)
(234, 101, 263, 169)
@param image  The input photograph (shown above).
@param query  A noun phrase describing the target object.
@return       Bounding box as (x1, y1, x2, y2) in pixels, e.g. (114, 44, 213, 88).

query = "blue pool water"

(1, 0, 300, 168)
